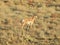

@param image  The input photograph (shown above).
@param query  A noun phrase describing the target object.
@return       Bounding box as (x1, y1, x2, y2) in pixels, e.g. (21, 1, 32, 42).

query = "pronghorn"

(21, 16, 37, 28)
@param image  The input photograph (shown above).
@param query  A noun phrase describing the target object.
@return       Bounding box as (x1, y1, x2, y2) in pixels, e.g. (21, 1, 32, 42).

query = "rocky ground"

(0, 0, 60, 45)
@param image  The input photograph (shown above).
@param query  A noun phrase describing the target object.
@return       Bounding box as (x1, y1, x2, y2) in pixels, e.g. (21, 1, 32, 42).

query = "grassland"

(0, 0, 60, 45)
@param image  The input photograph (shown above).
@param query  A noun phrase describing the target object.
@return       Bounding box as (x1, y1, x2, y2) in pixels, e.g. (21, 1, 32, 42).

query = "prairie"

(0, 0, 60, 45)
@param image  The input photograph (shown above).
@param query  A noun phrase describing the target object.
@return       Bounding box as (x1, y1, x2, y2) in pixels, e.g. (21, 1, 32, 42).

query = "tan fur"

(21, 16, 37, 28)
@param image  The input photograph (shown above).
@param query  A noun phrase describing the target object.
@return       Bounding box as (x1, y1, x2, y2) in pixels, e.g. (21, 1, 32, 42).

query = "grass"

(0, 0, 60, 45)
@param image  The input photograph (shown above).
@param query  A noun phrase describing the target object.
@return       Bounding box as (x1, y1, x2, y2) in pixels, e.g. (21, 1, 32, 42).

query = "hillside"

(0, 0, 60, 45)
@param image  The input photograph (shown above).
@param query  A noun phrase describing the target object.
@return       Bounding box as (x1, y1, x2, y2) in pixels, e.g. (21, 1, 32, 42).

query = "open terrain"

(0, 0, 60, 45)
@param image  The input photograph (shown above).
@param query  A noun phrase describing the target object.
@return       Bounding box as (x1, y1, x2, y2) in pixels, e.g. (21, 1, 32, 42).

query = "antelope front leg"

(30, 24, 33, 29)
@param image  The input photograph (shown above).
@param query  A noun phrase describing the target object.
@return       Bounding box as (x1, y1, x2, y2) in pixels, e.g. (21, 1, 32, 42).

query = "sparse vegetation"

(0, 0, 60, 45)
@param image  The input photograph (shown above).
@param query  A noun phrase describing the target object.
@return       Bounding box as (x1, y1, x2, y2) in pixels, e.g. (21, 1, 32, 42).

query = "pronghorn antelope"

(21, 16, 37, 28)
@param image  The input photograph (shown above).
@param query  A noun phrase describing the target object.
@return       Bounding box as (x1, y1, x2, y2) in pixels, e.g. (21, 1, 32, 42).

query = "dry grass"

(0, 0, 60, 45)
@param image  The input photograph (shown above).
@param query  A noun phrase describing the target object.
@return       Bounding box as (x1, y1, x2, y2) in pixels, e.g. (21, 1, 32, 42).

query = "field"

(0, 0, 60, 45)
